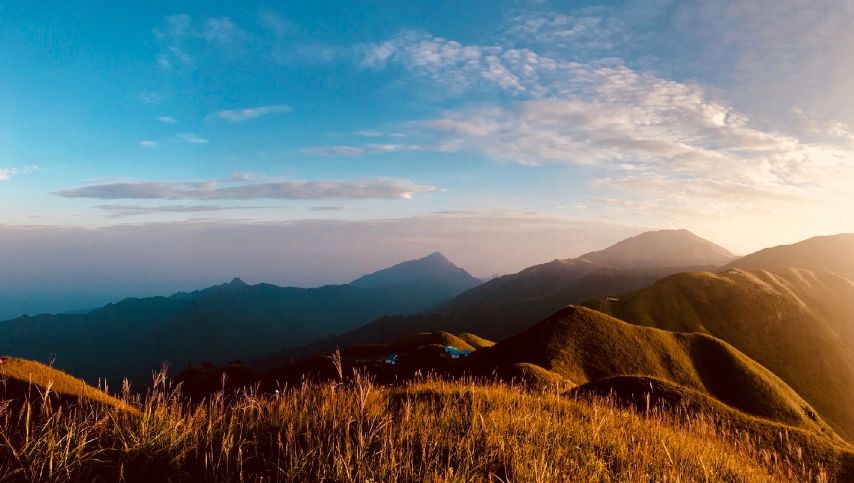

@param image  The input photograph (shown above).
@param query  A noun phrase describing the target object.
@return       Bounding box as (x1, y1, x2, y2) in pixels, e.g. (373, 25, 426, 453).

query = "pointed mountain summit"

(351, 252, 479, 292)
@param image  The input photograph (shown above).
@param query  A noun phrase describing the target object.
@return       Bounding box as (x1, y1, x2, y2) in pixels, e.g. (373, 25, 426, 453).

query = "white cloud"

(361, 22, 854, 223)
(355, 130, 384, 137)
(140, 140, 158, 148)
(210, 104, 292, 123)
(154, 14, 194, 69)
(203, 17, 244, 46)
(0, 165, 38, 181)
(55, 177, 438, 201)
(156, 116, 177, 124)
(97, 204, 262, 218)
(177, 133, 209, 144)
(302, 143, 424, 156)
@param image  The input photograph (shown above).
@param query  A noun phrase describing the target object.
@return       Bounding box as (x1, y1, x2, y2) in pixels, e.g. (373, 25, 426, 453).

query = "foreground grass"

(0, 373, 842, 482)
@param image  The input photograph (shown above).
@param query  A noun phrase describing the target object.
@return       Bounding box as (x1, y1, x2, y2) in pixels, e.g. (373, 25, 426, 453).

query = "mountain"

(270, 229, 735, 362)
(579, 229, 736, 268)
(725, 233, 854, 280)
(0, 253, 479, 386)
(586, 267, 854, 442)
(465, 306, 838, 439)
(352, 252, 480, 291)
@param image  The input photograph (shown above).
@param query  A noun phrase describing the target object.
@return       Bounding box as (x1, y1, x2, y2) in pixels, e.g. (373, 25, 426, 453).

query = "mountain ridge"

(0, 252, 480, 386)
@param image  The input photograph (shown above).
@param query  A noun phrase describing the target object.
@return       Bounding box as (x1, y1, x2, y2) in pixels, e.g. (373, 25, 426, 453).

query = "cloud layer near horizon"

(56, 178, 437, 200)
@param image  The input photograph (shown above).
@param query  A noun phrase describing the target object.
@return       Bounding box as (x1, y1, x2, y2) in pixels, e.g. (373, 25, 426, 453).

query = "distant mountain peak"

(350, 252, 480, 290)
(423, 251, 450, 261)
(229, 277, 247, 286)
(578, 229, 735, 269)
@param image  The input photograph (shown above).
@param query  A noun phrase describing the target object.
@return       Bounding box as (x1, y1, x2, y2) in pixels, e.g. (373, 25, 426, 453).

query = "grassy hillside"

(465, 306, 839, 439)
(179, 330, 489, 399)
(726, 233, 854, 280)
(1, 376, 849, 482)
(572, 375, 853, 477)
(0, 357, 130, 411)
(586, 268, 854, 442)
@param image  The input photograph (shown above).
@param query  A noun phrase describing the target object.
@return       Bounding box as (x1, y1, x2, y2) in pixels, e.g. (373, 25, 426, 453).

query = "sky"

(2, 0, 854, 317)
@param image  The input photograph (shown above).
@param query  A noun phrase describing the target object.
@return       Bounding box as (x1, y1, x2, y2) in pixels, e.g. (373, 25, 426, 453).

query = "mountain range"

(266, 229, 736, 363)
(0, 252, 480, 385)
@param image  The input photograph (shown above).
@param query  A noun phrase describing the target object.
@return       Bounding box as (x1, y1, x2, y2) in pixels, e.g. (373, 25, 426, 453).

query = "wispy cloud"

(97, 204, 262, 218)
(177, 133, 209, 144)
(140, 140, 158, 148)
(210, 104, 292, 123)
(156, 116, 177, 124)
(154, 14, 194, 69)
(359, 22, 854, 222)
(56, 177, 438, 201)
(154, 14, 246, 69)
(302, 143, 424, 156)
(0, 165, 39, 181)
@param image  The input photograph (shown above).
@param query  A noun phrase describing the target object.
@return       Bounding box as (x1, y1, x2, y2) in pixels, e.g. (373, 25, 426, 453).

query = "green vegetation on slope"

(586, 268, 854, 442)
(465, 306, 838, 439)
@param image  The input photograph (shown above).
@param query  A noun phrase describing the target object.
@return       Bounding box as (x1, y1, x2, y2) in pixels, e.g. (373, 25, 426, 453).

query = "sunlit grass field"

(1, 368, 846, 482)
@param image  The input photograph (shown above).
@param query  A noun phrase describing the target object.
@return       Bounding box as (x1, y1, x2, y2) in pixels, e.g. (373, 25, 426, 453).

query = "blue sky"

(2, 0, 854, 315)
(1, 0, 595, 226)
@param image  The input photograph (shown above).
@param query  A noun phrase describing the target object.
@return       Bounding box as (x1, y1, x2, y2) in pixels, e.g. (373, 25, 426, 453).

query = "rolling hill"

(464, 306, 838, 438)
(586, 267, 854, 442)
(269, 229, 735, 363)
(0, 253, 480, 386)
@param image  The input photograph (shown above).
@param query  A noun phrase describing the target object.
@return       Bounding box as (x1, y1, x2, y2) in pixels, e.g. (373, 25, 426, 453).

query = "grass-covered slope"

(586, 268, 854, 442)
(177, 331, 493, 399)
(466, 306, 837, 438)
(1, 377, 849, 482)
(725, 233, 854, 280)
(571, 375, 853, 479)
(0, 357, 129, 410)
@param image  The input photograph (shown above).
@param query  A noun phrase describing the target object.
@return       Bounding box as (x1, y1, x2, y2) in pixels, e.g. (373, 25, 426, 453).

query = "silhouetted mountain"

(725, 233, 854, 280)
(270, 229, 734, 362)
(0, 253, 479, 386)
(586, 267, 854, 442)
(353, 252, 479, 289)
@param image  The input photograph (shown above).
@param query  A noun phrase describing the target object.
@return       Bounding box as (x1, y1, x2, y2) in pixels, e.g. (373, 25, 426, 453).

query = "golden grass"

(456, 333, 495, 349)
(1, 370, 847, 482)
(0, 357, 131, 411)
